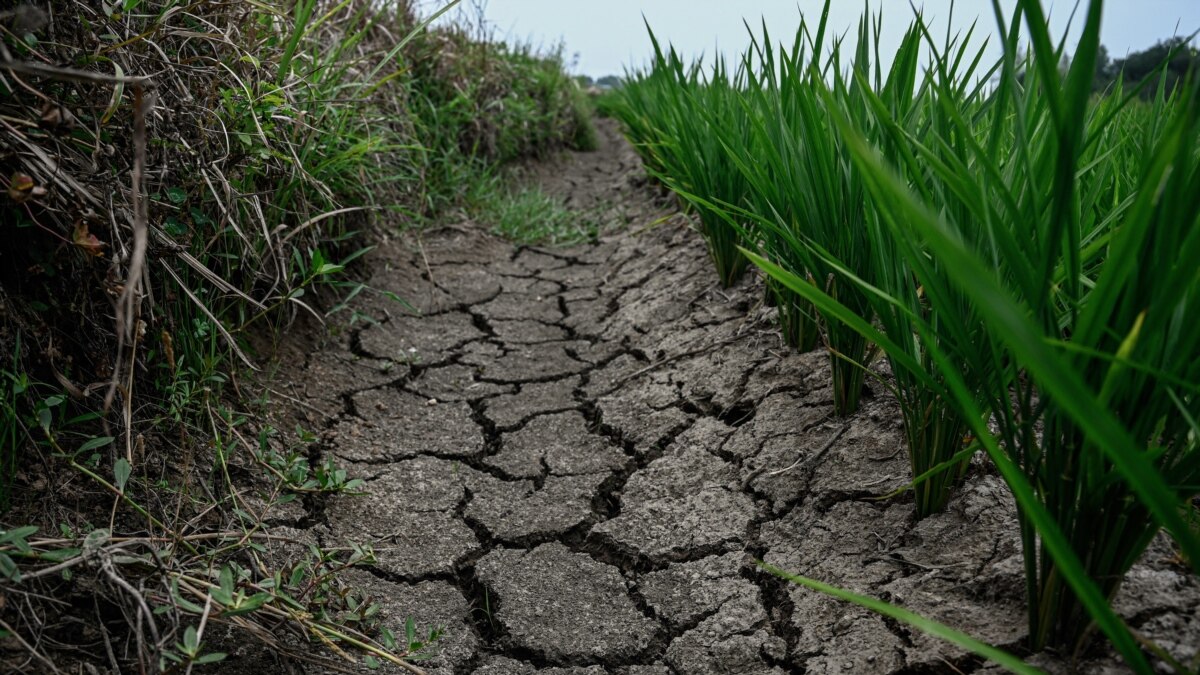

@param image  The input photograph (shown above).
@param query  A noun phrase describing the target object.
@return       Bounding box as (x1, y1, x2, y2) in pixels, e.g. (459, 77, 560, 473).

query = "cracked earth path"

(255, 120, 1200, 675)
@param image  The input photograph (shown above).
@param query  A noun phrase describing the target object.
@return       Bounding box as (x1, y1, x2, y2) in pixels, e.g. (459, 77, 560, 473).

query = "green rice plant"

(644, 35, 753, 287)
(793, 0, 1200, 664)
(736, 26, 821, 353)
(591, 87, 625, 119)
(759, 562, 1042, 674)
(731, 8, 985, 514)
(766, 279, 822, 352)
(603, 57, 678, 177)
(606, 33, 751, 287)
(703, 5, 883, 415)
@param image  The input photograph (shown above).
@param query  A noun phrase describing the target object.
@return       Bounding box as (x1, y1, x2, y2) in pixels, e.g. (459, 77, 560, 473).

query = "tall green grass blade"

(759, 562, 1045, 675)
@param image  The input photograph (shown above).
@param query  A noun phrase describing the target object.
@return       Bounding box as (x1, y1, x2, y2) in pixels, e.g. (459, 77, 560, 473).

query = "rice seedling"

(742, 8, 991, 515)
(737, 25, 822, 353)
(628, 0, 1200, 667)
(607, 32, 752, 287)
(602, 53, 676, 180)
(805, 0, 1200, 663)
(705, 6, 885, 416)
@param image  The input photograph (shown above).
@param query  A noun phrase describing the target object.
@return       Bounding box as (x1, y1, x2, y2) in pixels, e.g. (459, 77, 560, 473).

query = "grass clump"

(404, 32, 599, 213)
(471, 181, 598, 246)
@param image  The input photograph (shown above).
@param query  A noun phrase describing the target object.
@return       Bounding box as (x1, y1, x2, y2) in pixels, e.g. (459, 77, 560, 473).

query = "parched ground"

(251, 120, 1200, 674)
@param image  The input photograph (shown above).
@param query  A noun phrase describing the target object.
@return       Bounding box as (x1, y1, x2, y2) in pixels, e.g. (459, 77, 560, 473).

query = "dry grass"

(0, 1, 594, 671)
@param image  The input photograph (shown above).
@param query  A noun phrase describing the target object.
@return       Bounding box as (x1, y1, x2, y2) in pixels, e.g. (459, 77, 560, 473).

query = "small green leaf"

(194, 653, 226, 665)
(222, 566, 237, 592)
(80, 436, 115, 453)
(166, 187, 187, 205)
(171, 579, 206, 614)
(83, 528, 110, 554)
(113, 458, 132, 492)
(0, 553, 21, 582)
(189, 208, 211, 226)
(0, 526, 38, 545)
(66, 411, 103, 425)
(380, 627, 397, 650)
(222, 592, 269, 617)
(164, 218, 188, 237)
(37, 547, 81, 563)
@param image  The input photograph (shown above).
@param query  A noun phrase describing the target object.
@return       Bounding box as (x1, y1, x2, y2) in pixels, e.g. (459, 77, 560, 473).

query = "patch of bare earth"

(258, 119, 1200, 674)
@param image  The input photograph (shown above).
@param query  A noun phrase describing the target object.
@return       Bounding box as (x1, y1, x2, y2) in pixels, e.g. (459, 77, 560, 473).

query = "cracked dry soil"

(250, 120, 1200, 674)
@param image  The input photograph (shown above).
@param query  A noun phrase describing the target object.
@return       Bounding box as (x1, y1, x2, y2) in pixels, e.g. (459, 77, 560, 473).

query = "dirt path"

(259, 120, 1198, 674)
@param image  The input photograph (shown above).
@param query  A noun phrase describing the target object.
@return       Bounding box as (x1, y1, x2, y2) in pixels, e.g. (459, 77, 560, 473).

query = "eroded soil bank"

(246, 120, 1199, 674)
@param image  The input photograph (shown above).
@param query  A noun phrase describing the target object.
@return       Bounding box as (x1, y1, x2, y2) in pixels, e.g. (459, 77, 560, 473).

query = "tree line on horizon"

(1093, 36, 1199, 94)
(576, 35, 1199, 95)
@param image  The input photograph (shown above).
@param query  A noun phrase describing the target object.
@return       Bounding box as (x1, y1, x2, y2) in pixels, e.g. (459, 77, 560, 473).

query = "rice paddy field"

(3, 0, 1198, 672)
(602, 0, 1200, 670)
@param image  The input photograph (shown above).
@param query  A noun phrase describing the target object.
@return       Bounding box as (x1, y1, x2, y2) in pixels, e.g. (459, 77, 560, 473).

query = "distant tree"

(1013, 38, 1197, 96)
(596, 75, 623, 89)
(1092, 44, 1116, 91)
(1111, 37, 1200, 97)
(576, 74, 595, 87)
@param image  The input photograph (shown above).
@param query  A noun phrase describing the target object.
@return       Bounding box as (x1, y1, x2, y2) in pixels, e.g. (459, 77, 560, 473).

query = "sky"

(429, 1, 1200, 78)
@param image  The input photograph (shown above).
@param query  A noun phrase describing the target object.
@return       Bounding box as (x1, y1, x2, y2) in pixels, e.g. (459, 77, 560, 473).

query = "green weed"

(471, 181, 597, 246)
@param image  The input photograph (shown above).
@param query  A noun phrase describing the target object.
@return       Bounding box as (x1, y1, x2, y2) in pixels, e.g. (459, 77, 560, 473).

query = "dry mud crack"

(257, 120, 1200, 674)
